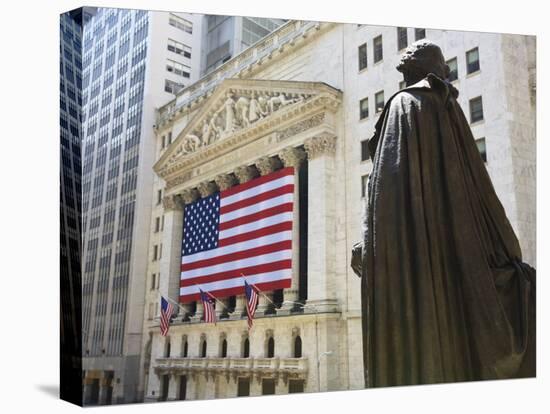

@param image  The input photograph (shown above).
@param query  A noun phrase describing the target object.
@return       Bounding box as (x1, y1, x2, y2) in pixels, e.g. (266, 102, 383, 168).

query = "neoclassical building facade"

(138, 20, 536, 401)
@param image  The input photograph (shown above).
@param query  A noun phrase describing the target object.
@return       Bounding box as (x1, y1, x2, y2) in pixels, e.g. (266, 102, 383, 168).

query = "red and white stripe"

(180, 167, 294, 302)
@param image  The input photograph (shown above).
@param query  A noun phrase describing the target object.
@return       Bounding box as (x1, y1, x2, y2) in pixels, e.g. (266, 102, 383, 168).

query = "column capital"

(278, 147, 307, 169)
(255, 156, 282, 176)
(181, 188, 200, 204)
(214, 173, 237, 191)
(304, 133, 337, 159)
(197, 181, 218, 197)
(162, 194, 184, 211)
(234, 165, 259, 184)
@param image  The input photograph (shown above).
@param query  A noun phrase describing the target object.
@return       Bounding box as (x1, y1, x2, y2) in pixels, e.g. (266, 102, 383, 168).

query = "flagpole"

(194, 284, 230, 311)
(240, 273, 276, 306)
(159, 291, 189, 317)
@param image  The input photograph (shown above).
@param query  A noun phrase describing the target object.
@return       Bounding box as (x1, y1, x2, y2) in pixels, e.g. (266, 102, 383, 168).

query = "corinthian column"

(303, 133, 339, 313)
(230, 166, 259, 320)
(277, 147, 306, 315)
(253, 156, 282, 316)
(159, 194, 185, 317)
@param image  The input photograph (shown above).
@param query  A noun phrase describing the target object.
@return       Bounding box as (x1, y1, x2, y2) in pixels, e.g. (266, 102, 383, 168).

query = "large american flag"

(159, 296, 174, 336)
(179, 167, 294, 302)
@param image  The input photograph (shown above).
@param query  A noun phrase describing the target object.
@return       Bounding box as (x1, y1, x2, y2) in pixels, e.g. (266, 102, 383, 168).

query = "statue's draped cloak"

(361, 74, 535, 387)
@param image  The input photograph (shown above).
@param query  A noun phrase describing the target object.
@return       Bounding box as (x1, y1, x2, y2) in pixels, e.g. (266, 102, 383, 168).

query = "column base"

(304, 299, 339, 313)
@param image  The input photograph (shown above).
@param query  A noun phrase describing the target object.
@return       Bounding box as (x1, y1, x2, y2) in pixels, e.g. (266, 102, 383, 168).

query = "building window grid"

(168, 39, 192, 58)
(166, 59, 191, 78)
(169, 14, 193, 33)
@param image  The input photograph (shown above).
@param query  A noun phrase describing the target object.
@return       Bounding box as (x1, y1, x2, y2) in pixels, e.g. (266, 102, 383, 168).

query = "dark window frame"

(359, 97, 369, 120)
(358, 43, 368, 71)
(469, 96, 484, 123)
(373, 35, 383, 63)
(466, 47, 480, 74)
(397, 27, 408, 51)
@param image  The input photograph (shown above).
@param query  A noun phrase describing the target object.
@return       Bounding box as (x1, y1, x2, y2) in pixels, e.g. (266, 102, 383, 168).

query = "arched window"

(294, 336, 302, 358)
(221, 339, 228, 358)
(164, 338, 171, 358)
(201, 339, 207, 358)
(267, 337, 275, 358)
(242, 337, 250, 358)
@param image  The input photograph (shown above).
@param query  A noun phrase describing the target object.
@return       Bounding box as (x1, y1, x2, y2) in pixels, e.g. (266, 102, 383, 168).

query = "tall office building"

(60, 8, 84, 406)
(201, 15, 286, 75)
(74, 7, 202, 405)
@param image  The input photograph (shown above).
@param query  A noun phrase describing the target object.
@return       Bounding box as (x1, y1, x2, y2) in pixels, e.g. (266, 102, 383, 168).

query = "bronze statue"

(352, 40, 536, 387)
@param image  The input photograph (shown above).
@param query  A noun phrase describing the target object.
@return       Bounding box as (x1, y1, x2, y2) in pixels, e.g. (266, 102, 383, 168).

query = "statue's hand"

(351, 241, 363, 277)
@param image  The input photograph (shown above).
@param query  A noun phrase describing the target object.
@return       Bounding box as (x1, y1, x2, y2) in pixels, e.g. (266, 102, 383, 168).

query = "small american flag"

(200, 289, 216, 324)
(179, 167, 294, 302)
(244, 280, 259, 329)
(160, 296, 174, 336)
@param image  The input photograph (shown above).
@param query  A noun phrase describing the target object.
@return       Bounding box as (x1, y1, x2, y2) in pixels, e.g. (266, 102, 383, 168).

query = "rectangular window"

(359, 97, 369, 120)
(153, 245, 158, 261)
(168, 39, 192, 58)
(162, 135, 166, 149)
(415, 28, 426, 40)
(466, 47, 480, 74)
(168, 132, 172, 144)
(151, 273, 156, 290)
(157, 189, 162, 205)
(447, 57, 458, 81)
(397, 27, 408, 51)
(165, 79, 184, 94)
(166, 59, 191, 78)
(361, 140, 370, 162)
(169, 14, 193, 33)
(155, 217, 160, 232)
(469, 96, 484, 123)
(361, 174, 369, 198)
(375, 91, 385, 113)
(373, 35, 383, 63)
(358, 43, 368, 71)
(476, 137, 487, 162)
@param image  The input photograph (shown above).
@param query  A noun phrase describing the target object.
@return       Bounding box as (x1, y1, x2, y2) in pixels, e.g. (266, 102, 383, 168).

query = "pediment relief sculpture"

(170, 90, 311, 161)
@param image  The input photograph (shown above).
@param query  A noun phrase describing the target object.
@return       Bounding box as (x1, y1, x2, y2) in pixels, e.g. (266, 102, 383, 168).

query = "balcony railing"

(154, 356, 308, 378)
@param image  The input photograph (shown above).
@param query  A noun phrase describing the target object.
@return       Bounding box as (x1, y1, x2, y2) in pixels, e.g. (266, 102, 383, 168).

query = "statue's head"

(396, 40, 450, 85)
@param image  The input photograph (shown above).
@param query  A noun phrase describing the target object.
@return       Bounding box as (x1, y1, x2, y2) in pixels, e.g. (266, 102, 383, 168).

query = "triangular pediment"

(154, 78, 342, 178)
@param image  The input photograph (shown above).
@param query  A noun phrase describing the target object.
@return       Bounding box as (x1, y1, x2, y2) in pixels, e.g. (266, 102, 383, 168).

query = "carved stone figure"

(235, 96, 251, 128)
(249, 93, 267, 123)
(182, 134, 202, 153)
(220, 92, 237, 133)
(201, 119, 213, 146)
(352, 40, 536, 388)
(267, 92, 294, 113)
